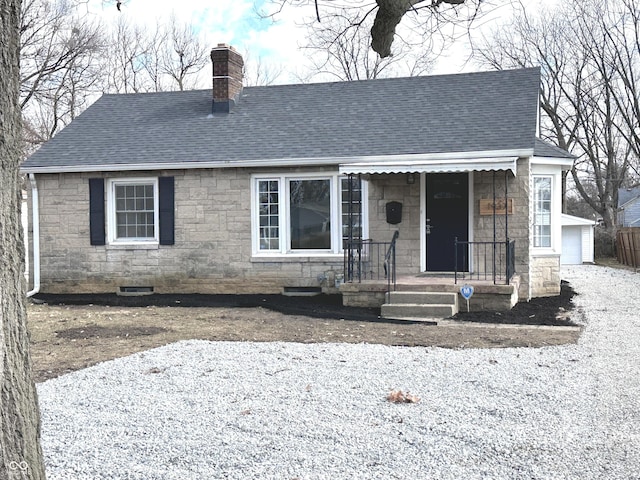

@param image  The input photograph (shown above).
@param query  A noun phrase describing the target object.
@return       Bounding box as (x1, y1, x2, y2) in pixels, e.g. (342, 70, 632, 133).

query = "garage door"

(562, 226, 582, 264)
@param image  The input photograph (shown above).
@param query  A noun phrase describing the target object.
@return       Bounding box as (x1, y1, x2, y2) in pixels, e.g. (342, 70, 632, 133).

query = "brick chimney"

(210, 44, 244, 113)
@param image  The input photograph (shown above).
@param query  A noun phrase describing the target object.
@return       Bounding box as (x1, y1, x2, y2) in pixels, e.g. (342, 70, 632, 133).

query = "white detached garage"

(561, 214, 596, 264)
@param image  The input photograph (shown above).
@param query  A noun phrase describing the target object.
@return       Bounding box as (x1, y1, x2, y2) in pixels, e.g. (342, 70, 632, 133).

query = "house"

(561, 214, 596, 265)
(21, 44, 574, 312)
(617, 186, 640, 227)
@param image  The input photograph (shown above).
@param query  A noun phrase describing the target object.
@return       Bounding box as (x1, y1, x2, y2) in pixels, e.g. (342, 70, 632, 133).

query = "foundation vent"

(283, 286, 322, 297)
(118, 286, 154, 296)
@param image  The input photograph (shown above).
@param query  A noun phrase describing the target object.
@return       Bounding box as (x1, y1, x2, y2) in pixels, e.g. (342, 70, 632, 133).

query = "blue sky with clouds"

(91, 0, 558, 84)
(94, 0, 315, 83)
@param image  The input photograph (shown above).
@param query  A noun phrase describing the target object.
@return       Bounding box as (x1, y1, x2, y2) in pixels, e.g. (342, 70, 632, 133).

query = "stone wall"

(473, 158, 531, 300)
(29, 162, 542, 300)
(530, 255, 561, 297)
(30, 169, 346, 294)
(366, 174, 421, 275)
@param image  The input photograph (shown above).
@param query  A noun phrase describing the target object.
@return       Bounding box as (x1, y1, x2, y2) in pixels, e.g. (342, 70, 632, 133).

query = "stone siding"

(473, 158, 531, 300)
(366, 174, 422, 275)
(29, 161, 543, 301)
(30, 169, 345, 294)
(530, 255, 561, 297)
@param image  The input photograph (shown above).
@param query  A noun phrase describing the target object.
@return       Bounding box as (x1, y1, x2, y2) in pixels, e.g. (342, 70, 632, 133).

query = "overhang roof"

(561, 214, 597, 226)
(339, 154, 519, 176)
(22, 67, 547, 174)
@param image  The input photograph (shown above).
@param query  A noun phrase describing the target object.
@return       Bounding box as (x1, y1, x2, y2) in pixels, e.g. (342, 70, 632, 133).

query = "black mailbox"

(386, 201, 403, 224)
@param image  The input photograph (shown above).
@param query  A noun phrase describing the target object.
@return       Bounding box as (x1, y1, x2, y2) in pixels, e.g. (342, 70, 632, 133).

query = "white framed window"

(252, 173, 367, 255)
(533, 176, 552, 248)
(106, 178, 159, 244)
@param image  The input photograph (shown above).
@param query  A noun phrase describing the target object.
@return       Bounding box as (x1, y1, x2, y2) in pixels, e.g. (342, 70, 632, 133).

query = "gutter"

(26, 173, 40, 297)
(19, 148, 536, 175)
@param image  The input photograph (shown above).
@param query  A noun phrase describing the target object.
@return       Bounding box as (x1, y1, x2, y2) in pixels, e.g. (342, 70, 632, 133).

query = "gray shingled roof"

(618, 186, 640, 208)
(22, 68, 545, 173)
(533, 138, 575, 159)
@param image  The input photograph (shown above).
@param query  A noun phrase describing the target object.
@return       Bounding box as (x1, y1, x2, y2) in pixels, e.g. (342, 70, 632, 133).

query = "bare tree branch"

(262, 0, 490, 58)
(474, 0, 640, 229)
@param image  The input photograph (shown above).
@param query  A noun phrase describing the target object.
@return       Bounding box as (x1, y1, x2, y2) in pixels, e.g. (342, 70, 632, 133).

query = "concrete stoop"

(381, 291, 459, 322)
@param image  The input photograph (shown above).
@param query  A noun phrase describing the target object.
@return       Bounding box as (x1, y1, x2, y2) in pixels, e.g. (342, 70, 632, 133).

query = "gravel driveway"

(37, 265, 640, 479)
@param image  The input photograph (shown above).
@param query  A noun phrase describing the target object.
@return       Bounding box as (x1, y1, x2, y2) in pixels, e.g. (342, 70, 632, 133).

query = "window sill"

(251, 253, 344, 263)
(531, 248, 560, 257)
(106, 243, 159, 250)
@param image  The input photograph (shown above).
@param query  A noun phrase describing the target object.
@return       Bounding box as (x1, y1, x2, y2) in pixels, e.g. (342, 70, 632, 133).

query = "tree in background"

(19, 0, 213, 151)
(242, 50, 284, 86)
(1, 0, 47, 477)
(103, 15, 209, 93)
(20, 0, 104, 150)
(475, 0, 640, 230)
(265, 0, 487, 58)
(301, 7, 434, 82)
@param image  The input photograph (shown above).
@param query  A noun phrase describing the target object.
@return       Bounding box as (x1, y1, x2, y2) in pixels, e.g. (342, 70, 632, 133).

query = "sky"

(86, 0, 558, 85)
(90, 0, 321, 84)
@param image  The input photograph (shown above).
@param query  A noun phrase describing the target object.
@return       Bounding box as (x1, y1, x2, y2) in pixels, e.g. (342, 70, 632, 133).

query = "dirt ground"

(28, 282, 581, 383)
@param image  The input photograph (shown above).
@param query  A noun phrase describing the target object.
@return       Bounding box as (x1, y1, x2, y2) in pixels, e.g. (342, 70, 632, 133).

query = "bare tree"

(242, 50, 284, 86)
(475, 0, 640, 229)
(104, 17, 151, 93)
(20, 0, 104, 148)
(104, 16, 209, 93)
(159, 16, 208, 91)
(301, 7, 434, 81)
(1, 0, 47, 477)
(19, 2, 210, 151)
(264, 0, 488, 58)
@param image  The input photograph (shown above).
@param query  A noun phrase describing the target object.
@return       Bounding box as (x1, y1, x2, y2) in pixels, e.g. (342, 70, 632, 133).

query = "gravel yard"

(37, 265, 640, 479)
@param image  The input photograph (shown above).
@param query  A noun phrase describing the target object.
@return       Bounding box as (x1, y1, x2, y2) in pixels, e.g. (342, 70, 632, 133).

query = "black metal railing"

(344, 231, 399, 292)
(454, 238, 516, 285)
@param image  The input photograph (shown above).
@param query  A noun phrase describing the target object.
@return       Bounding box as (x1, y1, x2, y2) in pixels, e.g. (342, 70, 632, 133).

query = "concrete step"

(386, 291, 458, 306)
(381, 303, 457, 319)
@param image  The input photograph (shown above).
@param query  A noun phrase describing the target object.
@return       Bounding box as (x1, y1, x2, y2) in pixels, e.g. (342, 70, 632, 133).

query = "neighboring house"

(617, 186, 640, 227)
(21, 44, 574, 309)
(561, 214, 596, 265)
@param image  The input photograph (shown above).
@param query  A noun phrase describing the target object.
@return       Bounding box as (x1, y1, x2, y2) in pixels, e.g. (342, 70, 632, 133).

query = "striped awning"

(339, 157, 518, 176)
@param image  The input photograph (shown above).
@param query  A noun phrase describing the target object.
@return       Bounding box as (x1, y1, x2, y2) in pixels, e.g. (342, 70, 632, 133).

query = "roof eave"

(20, 148, 536, 175)
(531, 155, 574, 170)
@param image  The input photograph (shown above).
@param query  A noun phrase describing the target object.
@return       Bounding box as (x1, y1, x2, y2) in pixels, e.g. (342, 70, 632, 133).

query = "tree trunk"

(1, 0, 47, 478)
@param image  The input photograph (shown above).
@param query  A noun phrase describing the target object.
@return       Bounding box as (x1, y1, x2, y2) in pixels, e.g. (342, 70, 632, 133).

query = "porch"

(340, 229, 519, 320)
(340, 274, 520, 320)
(339, 167, 521, 319)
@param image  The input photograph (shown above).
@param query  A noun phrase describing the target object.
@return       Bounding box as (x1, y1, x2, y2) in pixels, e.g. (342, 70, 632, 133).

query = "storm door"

(425, 173, 469, 271)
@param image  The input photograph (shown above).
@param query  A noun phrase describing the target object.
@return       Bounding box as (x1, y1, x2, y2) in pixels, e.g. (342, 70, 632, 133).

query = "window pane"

(341, 177, 363, 247)
(533, 177, 552, 247)
(258, 180, 279, 250)
(114, 182, 156, 240)
(290, 179, 331, 250)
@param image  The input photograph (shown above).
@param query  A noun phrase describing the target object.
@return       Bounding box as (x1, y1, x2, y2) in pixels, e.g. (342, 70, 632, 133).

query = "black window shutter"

(158, 176, 175, 245)
(89, 178, 106, 246)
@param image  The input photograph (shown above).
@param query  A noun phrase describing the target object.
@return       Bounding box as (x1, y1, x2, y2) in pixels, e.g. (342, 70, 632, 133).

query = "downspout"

(26, 173, 40, 297)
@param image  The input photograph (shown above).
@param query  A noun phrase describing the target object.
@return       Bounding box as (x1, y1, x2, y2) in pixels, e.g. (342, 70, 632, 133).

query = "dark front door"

(426, 173, 469, 271)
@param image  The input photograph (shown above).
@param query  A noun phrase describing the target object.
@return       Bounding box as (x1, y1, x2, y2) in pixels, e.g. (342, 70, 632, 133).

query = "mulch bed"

(34, 280, 577, 327)
(452, 280, 577, 326)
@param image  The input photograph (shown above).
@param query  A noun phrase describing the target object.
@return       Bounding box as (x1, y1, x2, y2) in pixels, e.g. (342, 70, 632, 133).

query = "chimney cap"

(213, 43, 236, 52)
